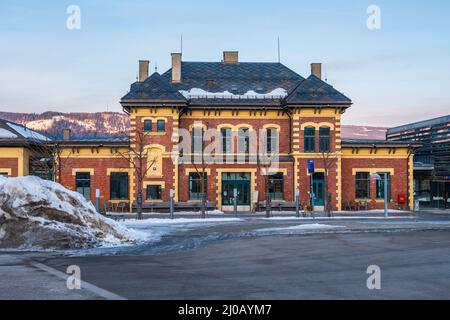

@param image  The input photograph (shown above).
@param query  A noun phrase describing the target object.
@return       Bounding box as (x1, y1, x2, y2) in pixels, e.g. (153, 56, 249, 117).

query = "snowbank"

(0, 176, 142, 249)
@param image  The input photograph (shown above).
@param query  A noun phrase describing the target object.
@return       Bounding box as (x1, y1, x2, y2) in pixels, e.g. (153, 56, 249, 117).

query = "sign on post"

(307, 160, 315, 174)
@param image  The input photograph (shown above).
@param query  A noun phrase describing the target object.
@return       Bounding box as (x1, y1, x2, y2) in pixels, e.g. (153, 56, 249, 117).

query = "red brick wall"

(180, 118, 292, 154)
(60, 157, 130, 209)
(341, 158, 409, 210)
(0, 158, 18, 177)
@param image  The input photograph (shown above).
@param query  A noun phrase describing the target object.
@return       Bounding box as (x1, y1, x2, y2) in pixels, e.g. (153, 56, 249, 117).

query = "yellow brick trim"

(185, 168, 212, 175)
(260, 168, 288, 176)
(300, 122, 335, 130)
(352, 168, 395, 175)
(0, 168, 12, 176)
(72, 168, 95, 176)
(107, 168, 132, 176)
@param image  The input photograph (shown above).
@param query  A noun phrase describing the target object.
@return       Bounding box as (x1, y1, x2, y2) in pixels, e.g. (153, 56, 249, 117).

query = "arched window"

(319, 127, 331, 152)
(157, 120, 166, 132)
(304, 127, 315, 152)
(192, 127, 204, 153)
(221, 128, 232, 154)
(143, 120, 152, 132)
(238, 128, 250, 154)
(266, 128, 278, 153)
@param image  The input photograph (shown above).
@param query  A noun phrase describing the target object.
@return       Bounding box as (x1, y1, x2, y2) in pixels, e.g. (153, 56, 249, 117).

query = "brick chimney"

(63, 128, 71, 141)
(311, 63, 322, 79)
(171, 53, 182, 83)
(223, 51, 239, 64)
(138, 60, 149, 82)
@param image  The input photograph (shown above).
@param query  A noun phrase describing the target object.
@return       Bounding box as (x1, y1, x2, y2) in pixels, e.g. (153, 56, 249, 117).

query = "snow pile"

(256, 224, 340, 233)
(179, 88, 288, 99)
(0, 176, 141, 249)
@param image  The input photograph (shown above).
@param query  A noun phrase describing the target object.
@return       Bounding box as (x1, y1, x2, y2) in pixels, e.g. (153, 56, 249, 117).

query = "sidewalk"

(106, 209, 414, 220)
(0, 254, 103, 300)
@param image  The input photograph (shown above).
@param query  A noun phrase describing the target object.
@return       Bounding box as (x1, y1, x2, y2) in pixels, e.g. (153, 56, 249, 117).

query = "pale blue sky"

(0, 0, 449, 126)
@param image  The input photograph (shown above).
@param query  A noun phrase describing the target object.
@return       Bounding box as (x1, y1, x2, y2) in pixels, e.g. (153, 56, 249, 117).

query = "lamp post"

(371, 173, 388, 218)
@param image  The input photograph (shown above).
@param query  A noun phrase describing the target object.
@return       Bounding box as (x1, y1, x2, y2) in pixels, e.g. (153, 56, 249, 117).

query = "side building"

(387, 115, 450, 209)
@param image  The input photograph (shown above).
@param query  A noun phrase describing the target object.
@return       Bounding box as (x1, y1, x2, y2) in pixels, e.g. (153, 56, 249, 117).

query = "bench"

(132, 201, 216, 213)
(258, 201, 301, 212)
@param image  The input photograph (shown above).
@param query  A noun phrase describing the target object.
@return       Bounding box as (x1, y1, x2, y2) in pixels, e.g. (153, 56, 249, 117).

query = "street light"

(371, 173, 388, 218)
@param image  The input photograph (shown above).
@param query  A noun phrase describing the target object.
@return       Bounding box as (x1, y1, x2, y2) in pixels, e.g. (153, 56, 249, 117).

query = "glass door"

(222, 173, 251, 206)
(313, 173, 325, 206)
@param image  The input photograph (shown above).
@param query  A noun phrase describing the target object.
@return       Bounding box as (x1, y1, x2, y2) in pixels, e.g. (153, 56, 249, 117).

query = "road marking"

(30, 262, 126, 300)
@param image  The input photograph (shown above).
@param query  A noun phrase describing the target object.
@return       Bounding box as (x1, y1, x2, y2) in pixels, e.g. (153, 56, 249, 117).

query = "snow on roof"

(179, 87, 288, 99)
(6, 122, 50, 141)
(0, 128, 18, 138)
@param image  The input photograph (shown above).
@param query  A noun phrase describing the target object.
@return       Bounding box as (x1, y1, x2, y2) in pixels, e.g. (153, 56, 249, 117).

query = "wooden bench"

(132, 201, 216, 213)
(258, 201, 301, 212)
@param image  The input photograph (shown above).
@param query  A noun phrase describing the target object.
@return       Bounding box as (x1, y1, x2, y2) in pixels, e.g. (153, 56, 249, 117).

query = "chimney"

(63, 128, 71, 141)
(171, 53, 182, 83)
(311, 63, 322, 79)
(223, 51, 239, 64)
(138, 60, 149, 82)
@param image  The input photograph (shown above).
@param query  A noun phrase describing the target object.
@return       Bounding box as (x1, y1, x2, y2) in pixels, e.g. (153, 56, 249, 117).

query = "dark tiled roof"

(285, 75, 351, 105)
(160, 62, 303, 96)
(121, 72, 186, 102)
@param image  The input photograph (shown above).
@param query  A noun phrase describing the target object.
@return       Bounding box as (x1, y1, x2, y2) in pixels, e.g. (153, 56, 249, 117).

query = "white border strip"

(31, 262, 126, 300)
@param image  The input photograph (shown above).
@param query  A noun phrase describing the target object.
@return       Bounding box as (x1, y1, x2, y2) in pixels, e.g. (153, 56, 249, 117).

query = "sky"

(0, 0, 449, 126)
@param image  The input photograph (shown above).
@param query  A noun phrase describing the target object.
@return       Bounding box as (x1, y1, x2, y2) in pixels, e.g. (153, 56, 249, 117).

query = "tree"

(191, 124, 209, 219)
(114, 127, 158, 220)
(320, 150, 337, 217)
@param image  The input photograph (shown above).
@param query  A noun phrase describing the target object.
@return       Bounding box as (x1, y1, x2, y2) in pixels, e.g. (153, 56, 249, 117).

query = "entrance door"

(313, 173, 325, 206)
(222, 173, 251, 206)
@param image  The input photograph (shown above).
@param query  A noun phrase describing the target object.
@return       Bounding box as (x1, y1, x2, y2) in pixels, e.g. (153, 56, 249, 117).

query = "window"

(319, 127, 331, 153)
(192, 127, 204, 153)
(266, 128, 278, 153)
(238, 128, 250, 154)
(376, 173, 391, 201)
(221, 128, 232, 154)
(144, 120, 152, 132)
(110, 172, 129, 200)
(157, 120, 165, 132)
(355, 172, 370, 199)
(269, 173, 284, 200)
(189, 172, 207, 200)
(304, 127, 315, 152)
(75, 172, 91, 201)
(146, 185, 162, 200)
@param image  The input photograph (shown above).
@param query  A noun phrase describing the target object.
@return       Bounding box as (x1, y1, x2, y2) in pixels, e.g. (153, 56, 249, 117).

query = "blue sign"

(307, 160, 315, 174)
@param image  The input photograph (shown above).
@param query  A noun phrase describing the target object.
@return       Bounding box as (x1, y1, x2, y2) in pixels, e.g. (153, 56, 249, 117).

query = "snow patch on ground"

(0, 176, 141, 249)
(256, 224, 341, 233)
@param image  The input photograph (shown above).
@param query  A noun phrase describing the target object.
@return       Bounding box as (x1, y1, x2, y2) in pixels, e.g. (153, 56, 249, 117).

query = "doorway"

(313, 173, 325, 206)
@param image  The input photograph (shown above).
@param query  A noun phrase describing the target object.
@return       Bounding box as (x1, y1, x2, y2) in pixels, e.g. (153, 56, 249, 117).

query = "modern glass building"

(387, 115, 450, 209)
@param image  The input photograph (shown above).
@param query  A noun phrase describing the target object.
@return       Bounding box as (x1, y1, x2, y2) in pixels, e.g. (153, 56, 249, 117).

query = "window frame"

(143, 120, 152, 132)
(146, 185, 162, 201)
(110, 172, 129, 200)
(75, 172, 91, 201)
(188, 172, 208, 201)
(319, 127, 331, 153)
(304, 127, 316, 153)
(268, 172, 284, 201)
(355, 172, 370, 199)
(266, 128, 278, 153)
(237, 128, 250, 154)
(376, 172, 391, 201)
(157, 120, 166, 132)
(221, 128, 232, 154)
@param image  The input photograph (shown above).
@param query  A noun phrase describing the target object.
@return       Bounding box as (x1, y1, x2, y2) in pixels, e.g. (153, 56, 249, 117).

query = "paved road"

(2, 215, 450, 300)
